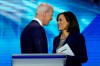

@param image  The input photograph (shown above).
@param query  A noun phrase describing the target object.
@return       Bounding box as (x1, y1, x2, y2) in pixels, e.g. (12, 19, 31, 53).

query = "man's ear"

(43, 11, 46, 17)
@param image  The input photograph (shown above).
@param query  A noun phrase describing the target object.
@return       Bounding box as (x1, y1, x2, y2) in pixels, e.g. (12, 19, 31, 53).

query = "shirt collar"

(33, 18, 43, 26)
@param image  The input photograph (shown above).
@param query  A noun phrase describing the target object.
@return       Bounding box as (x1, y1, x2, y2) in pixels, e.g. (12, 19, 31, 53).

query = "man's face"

(44, 9, 53, 25)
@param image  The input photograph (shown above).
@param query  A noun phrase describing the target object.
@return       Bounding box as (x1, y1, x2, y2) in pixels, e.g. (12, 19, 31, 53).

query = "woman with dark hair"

(53, 11, 88, 66)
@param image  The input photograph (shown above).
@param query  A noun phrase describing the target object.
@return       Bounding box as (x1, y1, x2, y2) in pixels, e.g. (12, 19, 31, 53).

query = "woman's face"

(57, 14, 69, 31)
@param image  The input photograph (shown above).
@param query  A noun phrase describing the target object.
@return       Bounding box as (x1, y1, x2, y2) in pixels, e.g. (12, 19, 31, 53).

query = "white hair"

(36, 3, 53, 15)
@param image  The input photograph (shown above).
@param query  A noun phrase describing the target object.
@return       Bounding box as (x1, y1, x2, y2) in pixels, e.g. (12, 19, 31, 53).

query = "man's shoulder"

(30, 20, 40, 26)
(25, 20, 42, 29)
(22, 20, 42, 31)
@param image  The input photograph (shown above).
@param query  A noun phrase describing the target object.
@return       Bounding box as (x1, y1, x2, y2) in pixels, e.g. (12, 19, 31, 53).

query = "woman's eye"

(58, 19, 61, 21)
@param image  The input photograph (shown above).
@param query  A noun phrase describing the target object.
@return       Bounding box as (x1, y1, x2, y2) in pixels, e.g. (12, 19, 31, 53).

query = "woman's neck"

(60, 30, 69, 40)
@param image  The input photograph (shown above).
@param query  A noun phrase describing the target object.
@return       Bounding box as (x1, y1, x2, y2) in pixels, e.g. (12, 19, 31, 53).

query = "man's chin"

(44, 24, 48, 26)
(45, 23, 49, 26)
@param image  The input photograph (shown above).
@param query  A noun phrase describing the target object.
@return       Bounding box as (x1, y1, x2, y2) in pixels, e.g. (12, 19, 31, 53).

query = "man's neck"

(36, 15, 43, 24)
(33, 17, 43, 26)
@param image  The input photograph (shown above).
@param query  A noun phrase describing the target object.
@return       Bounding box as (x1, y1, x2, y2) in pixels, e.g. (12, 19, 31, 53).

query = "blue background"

(0, 0, 100, 66)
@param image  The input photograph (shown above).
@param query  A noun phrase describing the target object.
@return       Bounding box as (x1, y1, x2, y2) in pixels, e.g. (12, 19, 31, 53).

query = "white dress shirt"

(33, 18, 43, 26)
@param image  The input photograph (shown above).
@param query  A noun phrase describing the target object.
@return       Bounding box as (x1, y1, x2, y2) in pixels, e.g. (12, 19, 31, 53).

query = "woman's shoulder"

(70, 32, 84, 38)
(54, 35, 60, 40)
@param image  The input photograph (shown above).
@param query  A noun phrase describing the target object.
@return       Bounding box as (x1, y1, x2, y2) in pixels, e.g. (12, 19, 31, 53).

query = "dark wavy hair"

(57, 11, 80, 33)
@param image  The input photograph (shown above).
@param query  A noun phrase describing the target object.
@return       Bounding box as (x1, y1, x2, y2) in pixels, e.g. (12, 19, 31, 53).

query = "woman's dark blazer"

(53, 32, 88, 66)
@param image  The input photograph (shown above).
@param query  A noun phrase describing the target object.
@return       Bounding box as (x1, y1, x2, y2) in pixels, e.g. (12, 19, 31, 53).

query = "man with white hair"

(20, 3, 53, 53)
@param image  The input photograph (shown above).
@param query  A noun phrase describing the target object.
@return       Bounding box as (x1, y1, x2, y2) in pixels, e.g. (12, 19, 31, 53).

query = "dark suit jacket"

(20, 20, 48, 53)
(53, 32, 88, 66)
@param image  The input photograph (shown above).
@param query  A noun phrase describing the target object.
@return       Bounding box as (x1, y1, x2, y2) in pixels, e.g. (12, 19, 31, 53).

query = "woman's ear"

(67, 22, 71, 32)
(66, 22, 69, 30)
